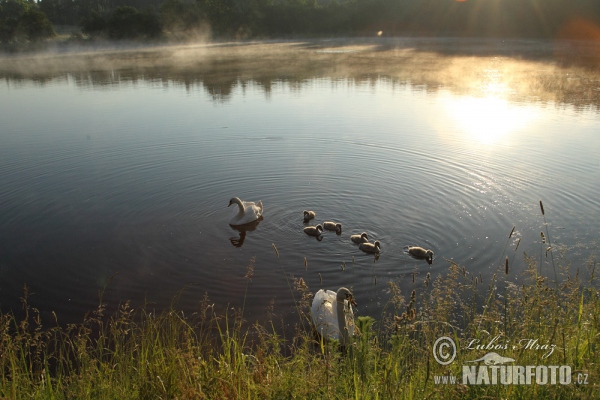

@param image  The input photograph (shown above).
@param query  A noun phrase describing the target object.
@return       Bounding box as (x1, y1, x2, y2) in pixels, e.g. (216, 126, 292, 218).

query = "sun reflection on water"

(447, 96, 535, 145)
(443, 66, 541, 146)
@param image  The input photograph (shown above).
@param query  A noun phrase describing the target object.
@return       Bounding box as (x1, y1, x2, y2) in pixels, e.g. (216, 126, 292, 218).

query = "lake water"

(1, 38, 599, 327)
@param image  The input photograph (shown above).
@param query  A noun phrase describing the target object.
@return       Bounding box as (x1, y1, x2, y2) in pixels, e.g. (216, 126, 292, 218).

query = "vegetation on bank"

(0, 0, 55, 43)
(1, 204, 598, 399)
(2, 0, 600, 47)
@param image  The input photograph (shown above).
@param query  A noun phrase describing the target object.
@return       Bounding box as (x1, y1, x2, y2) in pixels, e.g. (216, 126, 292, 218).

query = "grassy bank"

(1, 207, 599, 399)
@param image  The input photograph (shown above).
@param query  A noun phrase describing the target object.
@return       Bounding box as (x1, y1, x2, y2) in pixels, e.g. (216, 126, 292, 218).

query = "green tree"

(80, 10, 107, 37)
(0, 0, 27, 42)
(17, 7, 55, 41)
(160, 0, 206, 35)
(0, 0, 55, 43)
(106, 6, 161, 39)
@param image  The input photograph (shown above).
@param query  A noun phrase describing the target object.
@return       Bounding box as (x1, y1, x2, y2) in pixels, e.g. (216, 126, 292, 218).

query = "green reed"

(1, 260, 597, 399)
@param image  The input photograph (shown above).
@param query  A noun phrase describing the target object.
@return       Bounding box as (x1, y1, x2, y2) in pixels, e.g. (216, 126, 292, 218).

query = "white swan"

(407, 246, 434, 263)
(304, 224, 323, 236)
(359, 240, 381, 253)
(228, 197, 263, 226)
(350, 232, 369, 244)
(323, 221, 342, 234)
(303, 210, 316, 221)
(311, 287, 357, 347)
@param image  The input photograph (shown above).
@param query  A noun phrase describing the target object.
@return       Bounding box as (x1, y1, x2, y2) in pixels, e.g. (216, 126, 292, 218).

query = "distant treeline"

(2, 0, 600, 43)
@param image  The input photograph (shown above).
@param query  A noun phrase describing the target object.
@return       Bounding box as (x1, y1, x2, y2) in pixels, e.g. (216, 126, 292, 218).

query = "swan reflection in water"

(229, 216, 263, 248)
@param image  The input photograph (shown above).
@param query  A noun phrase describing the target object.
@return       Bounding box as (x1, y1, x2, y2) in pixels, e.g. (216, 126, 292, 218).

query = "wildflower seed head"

(296, 277, 307, 289)
(244, 257, 255, 280)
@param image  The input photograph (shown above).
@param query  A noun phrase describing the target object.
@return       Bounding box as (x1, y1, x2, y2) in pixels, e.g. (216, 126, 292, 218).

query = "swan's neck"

(336, 299, 347, 346)
(233, 198, 245, 216)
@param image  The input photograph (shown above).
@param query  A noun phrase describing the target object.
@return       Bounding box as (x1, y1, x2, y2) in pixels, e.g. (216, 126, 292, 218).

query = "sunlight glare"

(445, 95, 537, 146)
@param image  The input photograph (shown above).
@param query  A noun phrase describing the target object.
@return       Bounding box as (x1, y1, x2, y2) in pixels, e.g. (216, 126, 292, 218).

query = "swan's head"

(228, 197, 240, 207)
(361, 232, 369, 240)
(374, 240, 381, 249)
(336, 287, 357, 307)
(426, 249, 434, 258)
(335, 223, 342, 233)
(303, 210, 309, 216)
(316, 224, 323, 232)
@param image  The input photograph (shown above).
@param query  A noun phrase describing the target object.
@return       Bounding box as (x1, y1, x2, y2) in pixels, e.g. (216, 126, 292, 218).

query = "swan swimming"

(323, 221, 342, 234)
(359, 240, 381, 253)
(311, 287, 357, 347)
(350, 232, 369, 244)
(304, 224, 323, 236)
(228, 197, 263, 226)
(407, 246, 434, 263)
(303, 210, 316, 221)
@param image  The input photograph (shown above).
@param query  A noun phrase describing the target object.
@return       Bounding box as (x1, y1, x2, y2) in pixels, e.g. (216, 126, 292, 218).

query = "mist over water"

(1, 39, 599, 327)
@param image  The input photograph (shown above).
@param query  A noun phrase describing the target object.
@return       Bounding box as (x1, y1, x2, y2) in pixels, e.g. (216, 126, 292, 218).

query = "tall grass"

(1, 205, 598, 399)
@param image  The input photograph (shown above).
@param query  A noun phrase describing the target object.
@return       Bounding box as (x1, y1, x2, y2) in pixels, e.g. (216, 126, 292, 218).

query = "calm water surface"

(1, 39, 599, 327)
